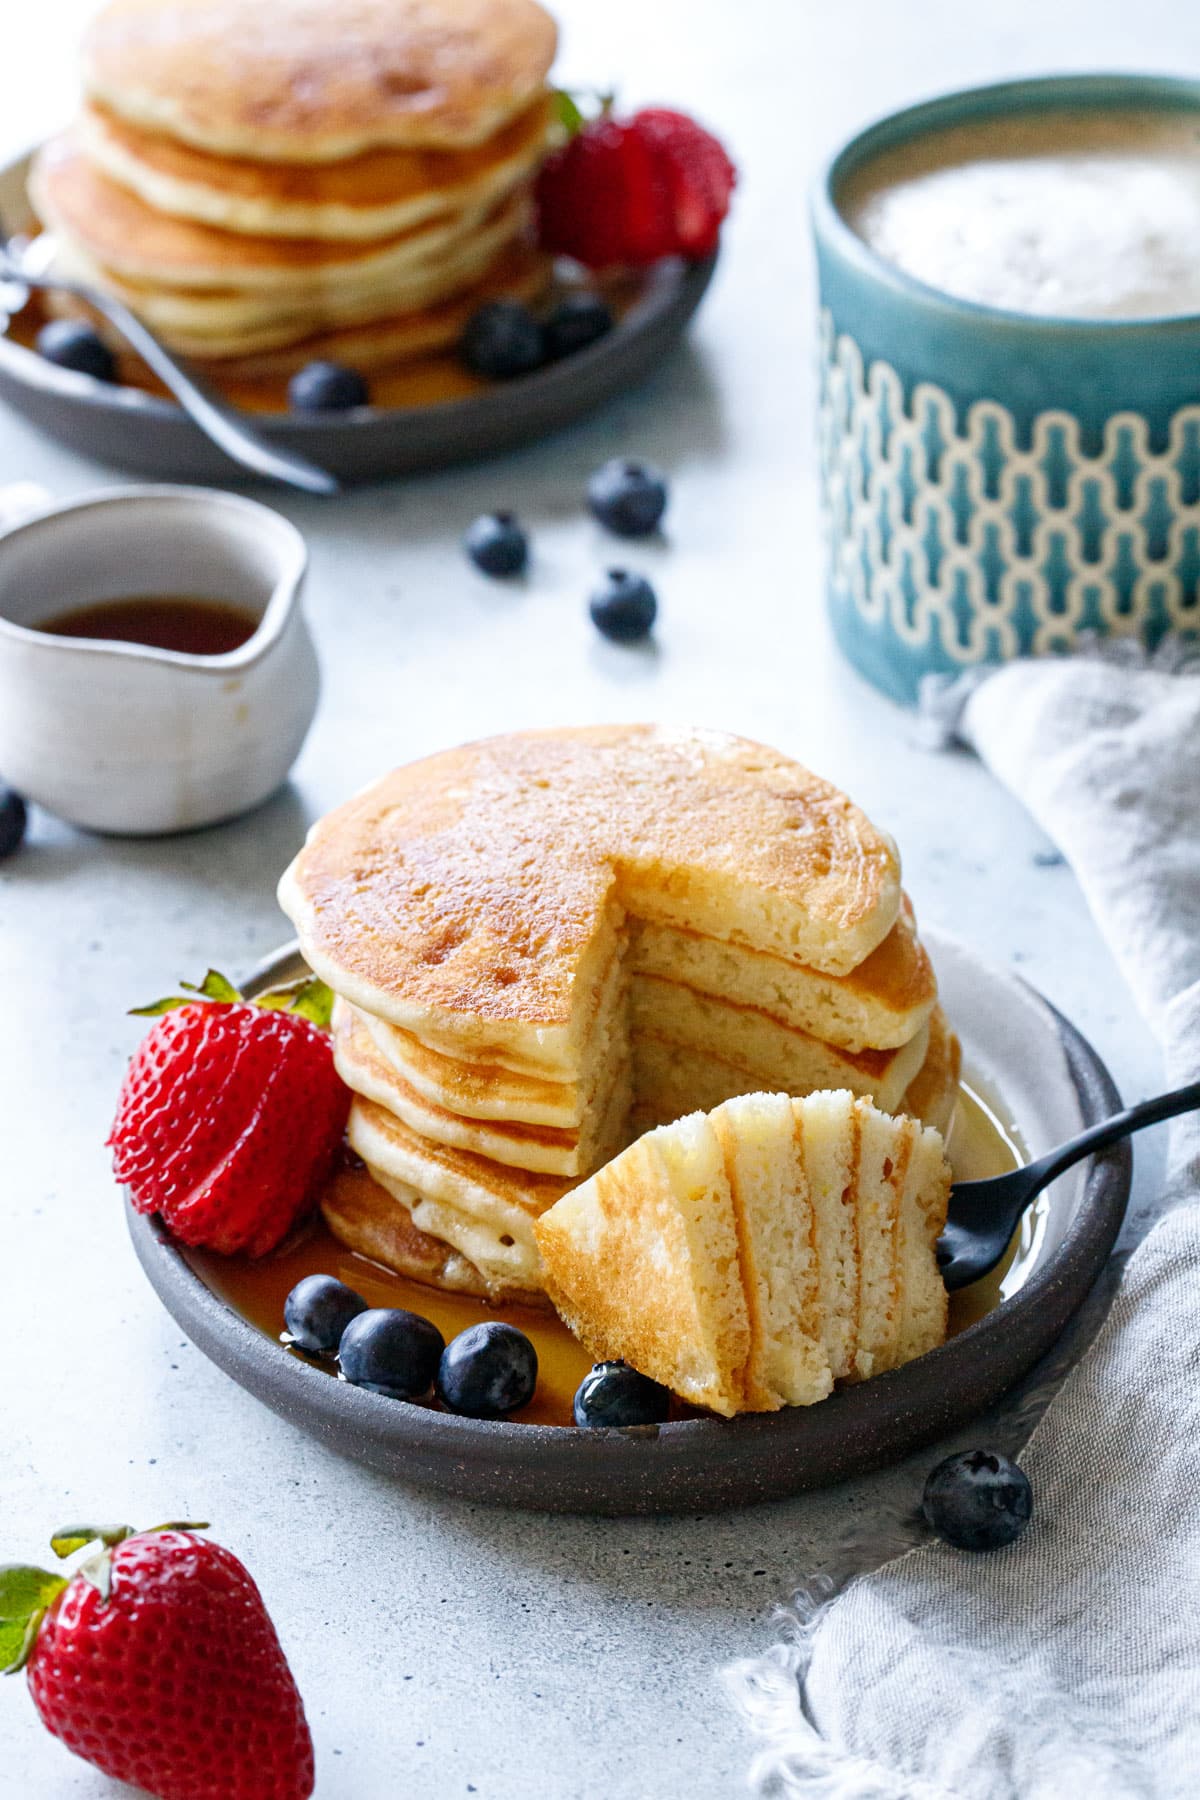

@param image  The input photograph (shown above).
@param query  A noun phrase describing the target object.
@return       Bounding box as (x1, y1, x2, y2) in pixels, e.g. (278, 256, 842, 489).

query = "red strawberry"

(109, 971, 350, 1258)
(536, 103, 737, 269)
(3, 1523, 314, 1800)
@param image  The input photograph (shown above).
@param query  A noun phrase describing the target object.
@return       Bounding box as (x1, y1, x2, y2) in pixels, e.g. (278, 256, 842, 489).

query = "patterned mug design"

(820, 314, 1200, 681)
(814, 76, 1200, 705)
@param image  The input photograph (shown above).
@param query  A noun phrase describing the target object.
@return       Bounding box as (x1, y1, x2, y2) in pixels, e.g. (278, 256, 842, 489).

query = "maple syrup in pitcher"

(37, 596, 260, 656)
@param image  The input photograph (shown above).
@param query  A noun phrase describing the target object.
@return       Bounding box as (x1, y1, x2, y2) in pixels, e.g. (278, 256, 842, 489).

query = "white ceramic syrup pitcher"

(0, 484, 318, 833)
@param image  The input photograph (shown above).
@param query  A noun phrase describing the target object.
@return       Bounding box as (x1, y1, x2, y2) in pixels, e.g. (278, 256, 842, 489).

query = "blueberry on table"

(586, 458, 668, 537)
(460, 300, 545, 379)
(0, 785, 27, 861)
(36, 319, 116, 383)
(544, 291, 614, 360)
(922, 1449, 1033, 1552)
(338, 1308, 445, 1400)
(287, 360, 369, 413)
(573, 1361, 671, 1428)
(589, 569, 657, 643)
(283, 1273, 368, 1355)
(436, 1321, 538, 1419)
(464, 511, 529, 578)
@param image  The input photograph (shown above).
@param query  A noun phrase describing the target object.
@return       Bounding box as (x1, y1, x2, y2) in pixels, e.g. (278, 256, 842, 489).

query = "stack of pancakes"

(536, 1090, 953, 1415)
(29, 0, 557, 375)
(280, 727, 961, 1307)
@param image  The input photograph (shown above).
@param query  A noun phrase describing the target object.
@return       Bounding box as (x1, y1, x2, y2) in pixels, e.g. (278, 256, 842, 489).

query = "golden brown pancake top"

(82, 0, 559, 160)
(279, 726, 904, 1031)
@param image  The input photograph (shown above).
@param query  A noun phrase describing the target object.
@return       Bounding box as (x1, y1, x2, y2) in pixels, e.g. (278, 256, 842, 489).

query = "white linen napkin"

(727, 643, 1200, 1798)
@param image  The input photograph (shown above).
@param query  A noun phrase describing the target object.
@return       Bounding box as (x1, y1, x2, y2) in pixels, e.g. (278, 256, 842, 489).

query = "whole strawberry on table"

(110, 970, 350, 1258)
(1, 1522, 313, 1799)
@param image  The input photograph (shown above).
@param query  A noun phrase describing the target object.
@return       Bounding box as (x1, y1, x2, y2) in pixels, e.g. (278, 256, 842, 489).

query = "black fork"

(938, 1079, 1200, 1291)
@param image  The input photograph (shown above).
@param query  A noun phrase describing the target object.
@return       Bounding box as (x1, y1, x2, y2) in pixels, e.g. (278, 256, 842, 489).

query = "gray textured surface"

(0, 2, 1178, 1795)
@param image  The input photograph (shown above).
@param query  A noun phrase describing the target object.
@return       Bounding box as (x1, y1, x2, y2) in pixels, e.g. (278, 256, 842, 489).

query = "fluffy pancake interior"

(711, 1094, 833, 1410)
(534, 1090, 951, 1414)
(535, 1112, 752, 1417)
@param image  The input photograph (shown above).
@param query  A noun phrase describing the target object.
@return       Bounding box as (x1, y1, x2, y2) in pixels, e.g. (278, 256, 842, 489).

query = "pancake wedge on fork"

(535, 1091, 953, 1416)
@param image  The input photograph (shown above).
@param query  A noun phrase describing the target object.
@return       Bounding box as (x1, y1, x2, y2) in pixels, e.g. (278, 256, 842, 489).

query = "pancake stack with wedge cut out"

(279, 726, 960, 1305)
(534, 1090, 954, 1416)
(28, 0, 557, 375)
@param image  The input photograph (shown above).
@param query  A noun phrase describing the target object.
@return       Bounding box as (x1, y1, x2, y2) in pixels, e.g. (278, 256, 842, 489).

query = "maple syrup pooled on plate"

(36, 595, 260, 656)
(188, 1078, 1027, 1429)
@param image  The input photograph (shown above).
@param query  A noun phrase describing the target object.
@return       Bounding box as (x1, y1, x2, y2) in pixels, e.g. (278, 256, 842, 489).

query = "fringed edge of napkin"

(721, 1290, 1119, 1796)
(914, 632, 1200, 752)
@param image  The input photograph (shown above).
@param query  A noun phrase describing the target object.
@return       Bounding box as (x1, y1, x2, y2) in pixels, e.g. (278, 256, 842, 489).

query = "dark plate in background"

(0, 151, 717, 485)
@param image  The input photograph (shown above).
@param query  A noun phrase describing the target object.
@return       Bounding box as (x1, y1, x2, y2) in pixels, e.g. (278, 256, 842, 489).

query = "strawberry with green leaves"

(2, 1522, 313, 1800)
(110, 970, 350, 1258)
(536, 94, 737, 269)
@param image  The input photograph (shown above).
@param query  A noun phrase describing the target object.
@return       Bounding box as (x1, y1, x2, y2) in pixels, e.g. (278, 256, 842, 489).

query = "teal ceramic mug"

(812, 73, 1200, 704)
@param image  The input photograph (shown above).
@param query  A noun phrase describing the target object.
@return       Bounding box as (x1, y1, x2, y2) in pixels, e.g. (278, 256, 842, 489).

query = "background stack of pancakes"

(28, 0, 557, 377)
(280, 727, 961, 1309)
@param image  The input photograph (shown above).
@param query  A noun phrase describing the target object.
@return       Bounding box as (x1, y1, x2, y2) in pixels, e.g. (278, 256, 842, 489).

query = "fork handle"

(1023, 1078, 1200, 1197)
(39, 278, 339, 496)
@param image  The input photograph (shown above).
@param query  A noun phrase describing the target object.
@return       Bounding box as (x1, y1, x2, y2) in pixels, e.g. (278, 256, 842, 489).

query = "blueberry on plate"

(283, 1273, 368, 1355)
(589, 569, 657, 643)
(574, 1361, 671, 1428)
(0, 784, 27, 861)
(464, 511, 529, 578)
(338, 1307, 445, 1400)
(437, 1321, 538, 1419)
(544, 291, 614, 360)
(36, 319, 116, 383)
(460, 300, 545, 379)
(586, 458, 668, 537)
(288, 359, 369, 413)
(922, 1449, 1033, 1552)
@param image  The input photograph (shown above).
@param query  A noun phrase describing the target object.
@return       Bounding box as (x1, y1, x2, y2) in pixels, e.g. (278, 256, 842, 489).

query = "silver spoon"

(0, 234, 340, 496)
(938, 1078, 1200, 1291)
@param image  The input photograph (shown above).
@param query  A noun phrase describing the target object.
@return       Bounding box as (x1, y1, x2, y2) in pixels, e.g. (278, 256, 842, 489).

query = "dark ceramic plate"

(0, 150, 717, 485)
(126, 933, 1129, 1514)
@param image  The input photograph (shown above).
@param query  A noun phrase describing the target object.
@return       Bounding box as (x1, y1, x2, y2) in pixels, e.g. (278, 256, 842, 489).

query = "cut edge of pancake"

(534, 1091, 952, 1416)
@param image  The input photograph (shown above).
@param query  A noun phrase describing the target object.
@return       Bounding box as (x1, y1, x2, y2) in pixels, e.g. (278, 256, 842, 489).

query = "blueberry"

(922, 1449, 1033, 1552)
(464, 511, 529, 578)
(288, 360, 369, 413)
(36, 319, 116, 383)
(573, 1361, 670, 1428)
(0, 785, 27, 861)
(544, 291, 614, 360)
(460, 300, 545, 379)
(587, 458, 668, 537)
(338, 1307, 444, 1400)
(283, 1273, 368, 1355)
(436, 1321, 538, 1419)
(589, 569, 657, 643)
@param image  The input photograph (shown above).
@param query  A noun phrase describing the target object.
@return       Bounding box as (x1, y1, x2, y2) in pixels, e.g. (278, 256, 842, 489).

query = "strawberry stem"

(551, 87, 617, 137)
(50, 1524, 135, 1559)
(129, 967, 334, 1027)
